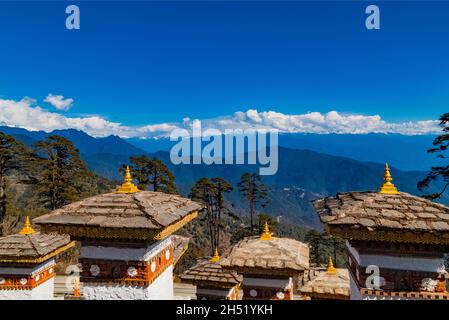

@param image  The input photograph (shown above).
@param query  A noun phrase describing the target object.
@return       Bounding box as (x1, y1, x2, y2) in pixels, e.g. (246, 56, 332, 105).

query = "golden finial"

(19, 216, 35, 235)
(327, 256, 337, 274)
(379, 163, 399, 194)
(117, 166, 139, 194)
(210, 246, 220, 262)
(260, 221, 272, 241)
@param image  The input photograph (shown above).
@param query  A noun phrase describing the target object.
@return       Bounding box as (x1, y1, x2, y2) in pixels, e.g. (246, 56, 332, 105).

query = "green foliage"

(418, 113, 449, 199)
(237, 172, 269, 230)
(0, 132, 32, 234)
(33, 135, 106, 210)
(304, 229, 346, 267)
(122, 156, 178, 194)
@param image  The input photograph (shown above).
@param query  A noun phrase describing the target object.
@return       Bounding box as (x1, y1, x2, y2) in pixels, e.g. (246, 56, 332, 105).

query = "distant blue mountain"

(277, 133, 442, 171)
(128, 133, 442, 171)
(0, 126, 146, 157)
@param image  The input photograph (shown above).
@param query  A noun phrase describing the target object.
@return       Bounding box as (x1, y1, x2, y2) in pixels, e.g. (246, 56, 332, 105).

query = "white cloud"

(194, 109, 441, 135)
(0, 97, 442, 138)
(44, 94, 74, 111)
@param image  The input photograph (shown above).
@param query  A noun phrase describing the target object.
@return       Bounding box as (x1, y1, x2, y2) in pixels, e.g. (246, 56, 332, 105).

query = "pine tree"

(34, 135, 95, 210)
(190, 177, 232, 255)
(147, 158, 177, 194)
(237, 172, 269, 230)
(210, 177, 233, 252)
(0, 132, 30, 234)
(418, 113, 449, 199)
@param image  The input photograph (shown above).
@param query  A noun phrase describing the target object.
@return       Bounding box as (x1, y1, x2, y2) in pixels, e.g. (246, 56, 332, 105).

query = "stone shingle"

(431, 221, 449, 231)
(416, 212, 436, 219)
(378, 219, 403, 229)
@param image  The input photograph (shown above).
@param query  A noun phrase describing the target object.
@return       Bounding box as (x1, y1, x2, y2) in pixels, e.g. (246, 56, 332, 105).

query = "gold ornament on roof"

(379, 163, 400, 195)
(327, 256, 337, 274)
(260, 221, 272, 241)
(19, 216, 35, 235)
(210, 246, 220, 262)
(117, 166, 139, 194)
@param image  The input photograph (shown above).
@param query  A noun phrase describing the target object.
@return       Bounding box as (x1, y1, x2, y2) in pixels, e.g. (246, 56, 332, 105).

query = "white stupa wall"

(0, 275, 55, 300)
(80, 236, 175, 300)
(346, 242, 444, 273)
(243, 277, 292, 288)
(0, 260, 56, 300)
(83, 265, 174, 300)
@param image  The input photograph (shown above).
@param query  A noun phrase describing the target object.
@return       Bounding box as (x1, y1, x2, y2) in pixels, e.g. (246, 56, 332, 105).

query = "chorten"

(300, 257, 350, 300)
(34, 168, 203, 300)
(220, 223, 309, 300)
(313, 163, 449, 300)
(179, 247, 242, 300)
(0, 217, 75, 300)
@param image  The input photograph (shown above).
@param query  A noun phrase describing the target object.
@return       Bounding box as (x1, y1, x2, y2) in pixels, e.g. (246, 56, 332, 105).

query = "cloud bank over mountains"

(0, 97, 441, 138)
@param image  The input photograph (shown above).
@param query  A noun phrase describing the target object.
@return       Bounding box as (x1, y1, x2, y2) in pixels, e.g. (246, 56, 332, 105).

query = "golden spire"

(117, 166, 139, 194)
(260, 221, 272, 241)
(19, 216, 35, 235)
(210, 246, 220, 262)
(327, 256, 337, 274)
(379, 163, 400, 194)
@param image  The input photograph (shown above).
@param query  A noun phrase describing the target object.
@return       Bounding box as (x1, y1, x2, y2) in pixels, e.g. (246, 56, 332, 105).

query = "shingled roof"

(220, 236, 309, 275)
(0, 232, 74, 264)
(179, 259, 242, 288)
(300, 268, 349, 299)
(34, 191, 203, 241)
(313, 191, 449, 244)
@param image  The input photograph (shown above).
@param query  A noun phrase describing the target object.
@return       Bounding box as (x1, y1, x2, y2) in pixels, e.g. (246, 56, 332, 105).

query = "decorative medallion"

(0, 278, 5, 285)
(20, 278, 27, 285)
(249, 289, 258, 297)
(276, 292, 285, 299)
(165, 249, 170, 261)
(35, 274, 40, 282)
(150, 261, 156, 273)
(90, 264, 100, 276)
(127, 267, 138, 277)
(48, 267, 53, 274)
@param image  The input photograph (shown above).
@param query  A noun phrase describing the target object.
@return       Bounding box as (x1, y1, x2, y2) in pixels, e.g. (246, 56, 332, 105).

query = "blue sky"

(0, 1, 448, 137)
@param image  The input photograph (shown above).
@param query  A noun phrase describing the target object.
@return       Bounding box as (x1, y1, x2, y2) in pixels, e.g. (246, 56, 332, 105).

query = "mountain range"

(129, 133, 443, 171)
(1, 126, 445, 228)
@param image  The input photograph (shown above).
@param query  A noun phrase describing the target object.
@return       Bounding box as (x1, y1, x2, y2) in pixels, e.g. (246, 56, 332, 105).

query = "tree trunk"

(249, 198, 254, 231)
(207, 206, 215, 256)
(249, 178, 255, 231)
(216, 209, 221, 253)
